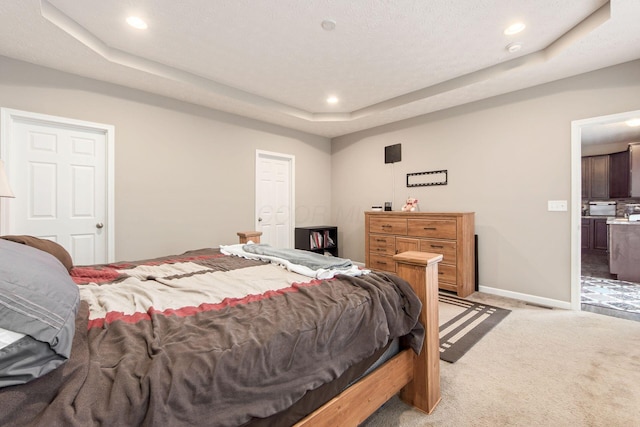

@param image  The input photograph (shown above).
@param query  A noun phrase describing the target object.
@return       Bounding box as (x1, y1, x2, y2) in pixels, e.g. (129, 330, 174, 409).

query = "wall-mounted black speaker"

(384, 144, 401, 164)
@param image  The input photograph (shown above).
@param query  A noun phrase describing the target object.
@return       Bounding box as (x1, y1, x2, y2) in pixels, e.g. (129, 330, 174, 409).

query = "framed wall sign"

(406, 170, 448, 187)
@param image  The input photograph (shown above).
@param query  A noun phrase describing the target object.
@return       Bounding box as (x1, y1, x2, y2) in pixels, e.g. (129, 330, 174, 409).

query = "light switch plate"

(548, 200, 568, 211)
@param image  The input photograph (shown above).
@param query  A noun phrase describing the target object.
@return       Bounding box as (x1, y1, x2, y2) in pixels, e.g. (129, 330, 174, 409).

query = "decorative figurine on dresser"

(365, 211, 475, 297)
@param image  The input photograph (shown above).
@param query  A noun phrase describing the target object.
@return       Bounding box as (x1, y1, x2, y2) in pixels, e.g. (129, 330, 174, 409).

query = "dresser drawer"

(408, 219, 456, 240)
(438, 281, 458, 293)
(369, 217, 408, 235)
(368, 254, 396, 273)
(420, 239, 457, 264)
(396, 237, 419, 253)
(370, 234, 396, 256)
(436, 263, 457, 284)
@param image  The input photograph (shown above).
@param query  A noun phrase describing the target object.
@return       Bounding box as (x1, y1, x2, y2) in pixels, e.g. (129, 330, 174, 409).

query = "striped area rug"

(438, 293, 510, 363)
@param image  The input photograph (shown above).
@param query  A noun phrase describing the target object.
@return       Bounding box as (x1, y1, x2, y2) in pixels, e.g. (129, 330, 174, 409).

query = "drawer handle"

(375, 238, 386, 242)
(430, 245, 444, 249)
(377, 261, 387, 265)
(438, 272, 444, 275)
(423, 227, 437, 230)
(376, 248, 386, 252)
(382, 224, 392, 228)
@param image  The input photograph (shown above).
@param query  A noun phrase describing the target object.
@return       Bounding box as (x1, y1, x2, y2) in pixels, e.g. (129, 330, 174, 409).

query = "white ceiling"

(1, 0, 640, 139)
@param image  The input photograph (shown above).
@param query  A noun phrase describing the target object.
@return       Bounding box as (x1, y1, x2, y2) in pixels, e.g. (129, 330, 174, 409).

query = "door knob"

(258, 217, 263, 222)
(96, 222, 104, 229)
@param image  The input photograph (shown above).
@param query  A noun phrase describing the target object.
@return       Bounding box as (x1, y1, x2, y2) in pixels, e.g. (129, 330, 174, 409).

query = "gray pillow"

(0, 238, 80, 387)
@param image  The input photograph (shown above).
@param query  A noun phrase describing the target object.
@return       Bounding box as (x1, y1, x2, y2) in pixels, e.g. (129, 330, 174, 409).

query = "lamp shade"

(0, 160, 15, 198)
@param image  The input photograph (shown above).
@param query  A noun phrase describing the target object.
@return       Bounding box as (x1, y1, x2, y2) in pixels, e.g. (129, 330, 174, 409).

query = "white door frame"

(570, 108, 640, 310)
(0, 108, 116, 262)
(255, 149, 295, 248)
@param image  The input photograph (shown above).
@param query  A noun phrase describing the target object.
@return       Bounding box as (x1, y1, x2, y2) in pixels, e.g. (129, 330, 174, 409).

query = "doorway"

(571, 109, 640, 320)
(255, 150, 294, 248)
(0, 108, 115, 264)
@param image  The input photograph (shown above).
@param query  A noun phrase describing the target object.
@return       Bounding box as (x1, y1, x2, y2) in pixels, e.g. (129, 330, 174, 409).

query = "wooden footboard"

(394, 251, 442, 413)
(294, 251, 443, 426)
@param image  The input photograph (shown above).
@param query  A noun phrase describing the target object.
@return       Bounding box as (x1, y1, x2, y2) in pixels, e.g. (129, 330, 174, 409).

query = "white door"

(1, 109, 114, 265)
(255, 150, 294, 248)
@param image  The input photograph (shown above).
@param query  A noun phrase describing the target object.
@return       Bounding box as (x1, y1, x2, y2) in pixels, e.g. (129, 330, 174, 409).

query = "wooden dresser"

(365, 211, 475, 297)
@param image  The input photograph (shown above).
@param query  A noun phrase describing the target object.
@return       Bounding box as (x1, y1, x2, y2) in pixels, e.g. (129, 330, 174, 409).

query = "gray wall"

(0, 56, 332, 260)
(3, 53, 640, 305)
(331, 60, 640, 304)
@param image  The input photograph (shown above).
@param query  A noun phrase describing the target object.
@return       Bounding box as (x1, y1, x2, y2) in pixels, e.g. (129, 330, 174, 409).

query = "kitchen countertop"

(607, 217, 640, 225)
(582, 216, 640, 225)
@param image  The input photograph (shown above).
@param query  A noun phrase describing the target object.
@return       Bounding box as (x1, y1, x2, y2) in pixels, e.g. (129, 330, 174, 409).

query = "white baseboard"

(478, 285, 572, 310)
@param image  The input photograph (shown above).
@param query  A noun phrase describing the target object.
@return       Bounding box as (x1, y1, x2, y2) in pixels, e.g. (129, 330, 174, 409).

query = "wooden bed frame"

(296, 251, 443, 426)
(237, 232, 443, 426)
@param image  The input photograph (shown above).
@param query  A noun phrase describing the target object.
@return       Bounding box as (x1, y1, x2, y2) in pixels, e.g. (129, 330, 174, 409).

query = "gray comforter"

(242, 243, 352, 270)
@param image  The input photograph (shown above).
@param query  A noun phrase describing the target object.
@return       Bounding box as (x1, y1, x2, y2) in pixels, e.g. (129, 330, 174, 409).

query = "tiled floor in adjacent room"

(581, 252, 640, 322)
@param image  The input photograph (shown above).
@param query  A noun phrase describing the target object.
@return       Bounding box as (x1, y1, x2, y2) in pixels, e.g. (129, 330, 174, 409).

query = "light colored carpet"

(362, 292, 640, 426)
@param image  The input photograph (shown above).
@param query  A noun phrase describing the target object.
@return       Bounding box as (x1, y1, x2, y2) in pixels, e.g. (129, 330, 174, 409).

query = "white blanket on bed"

(219, 243, 368, 279)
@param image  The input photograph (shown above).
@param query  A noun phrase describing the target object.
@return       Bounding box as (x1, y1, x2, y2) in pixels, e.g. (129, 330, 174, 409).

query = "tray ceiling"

(0, 0, 639, 139)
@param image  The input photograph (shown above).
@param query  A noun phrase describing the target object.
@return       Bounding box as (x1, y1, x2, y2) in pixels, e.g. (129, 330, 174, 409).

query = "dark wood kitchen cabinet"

(581, 157, 589, 199)
(581, 219, 590, 250)
(593, 218, 609, 251)
(582, 155, 609, 199)
(582, 217, 609, 253)
(609, 149, 630, 198)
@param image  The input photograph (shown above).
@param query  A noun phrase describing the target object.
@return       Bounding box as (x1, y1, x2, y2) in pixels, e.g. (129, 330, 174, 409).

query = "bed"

(0, 233, 442, 426)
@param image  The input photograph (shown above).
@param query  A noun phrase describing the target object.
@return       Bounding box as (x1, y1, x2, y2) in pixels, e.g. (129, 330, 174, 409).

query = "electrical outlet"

(548, 200, 567, 211)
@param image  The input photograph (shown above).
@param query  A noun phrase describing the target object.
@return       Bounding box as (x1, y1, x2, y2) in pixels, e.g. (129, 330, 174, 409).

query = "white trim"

(570, 109, 640, 311)
(570, 119, 583, 311)
(479, 285, 571, 310)
(255, 149, 295, 248)
(0, 108, 116, 263)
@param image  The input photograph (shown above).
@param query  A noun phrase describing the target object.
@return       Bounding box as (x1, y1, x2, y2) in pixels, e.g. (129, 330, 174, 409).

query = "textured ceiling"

(0, 0, 639, 140)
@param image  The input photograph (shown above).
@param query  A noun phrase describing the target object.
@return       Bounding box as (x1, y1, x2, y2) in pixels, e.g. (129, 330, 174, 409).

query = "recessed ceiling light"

(504, 22, 525, 35)
(626, 118, 640, 127)
(506, 42, 522, 53)
(126, 16, 148, 30)
(321, 20, 336, 31)
(327, 96, 339, 104)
